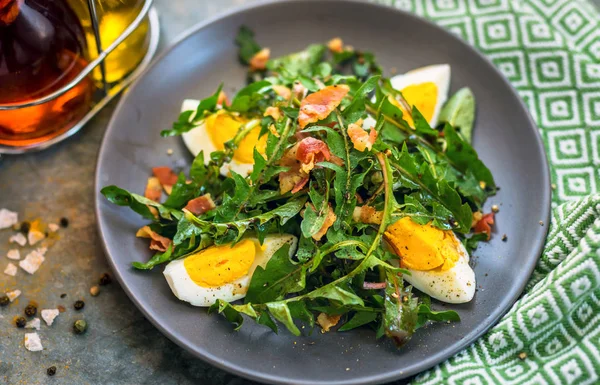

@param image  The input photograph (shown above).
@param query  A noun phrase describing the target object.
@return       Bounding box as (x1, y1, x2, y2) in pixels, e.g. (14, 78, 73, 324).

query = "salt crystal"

(24, 333, 43, 352)
(4, 263, 17, 276)
(25, 318, 41, 330)
(9, 233, 26, 246)
(48, 223, 59, 232)
(0, 209, 18, 229)
(28, 230, 45, 246)
(7, 249, 20, 260)
(36, 247, 47, 256)
(41, 309, 59, 326)
(19, 250, 45, 274)
(6, 289, 21, 302)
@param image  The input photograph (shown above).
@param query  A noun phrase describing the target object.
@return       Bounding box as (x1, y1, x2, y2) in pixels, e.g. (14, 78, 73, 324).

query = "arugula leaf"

(383, 271, 418, 347)
(101, 185, 182, 221)
(245, 244, 307, 304)
(267, 44, 326, 77)
(229, 80, 271, 112)
(444, 124, 496, 190)
(217, 171, 252, 222)
(338, 311, 378, 332)
(190, 151, 209, 185)
(438, 87, 475, 143)
(266, 302, 300, 336)
(164, 173, 199, 209)
(235, 26, 261, 64)
(416, 296, 460, 329)
(300, 181, 330, 239)
(306, 284, 364, 306)
(161, 85, 222, 137)
(462, 232, 488, 252)
(412, 106, 439, 137)
(343, 75, 380, 123)
(132, 244, 174, 270)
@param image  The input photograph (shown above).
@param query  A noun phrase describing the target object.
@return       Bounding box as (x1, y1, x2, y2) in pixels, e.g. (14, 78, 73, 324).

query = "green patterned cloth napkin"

(373, 0, 600, 383)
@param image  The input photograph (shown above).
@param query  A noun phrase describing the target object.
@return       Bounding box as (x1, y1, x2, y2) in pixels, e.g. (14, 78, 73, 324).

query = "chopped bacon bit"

(298, 84, 349, 129)
(352, 205, 383, 224)
(474, 212, 495, 240)
(292, 82, 307, 101)
(144, 177, 162, 202)
(272, 85, 292, 100)
(291, 176, 309, 194)
(317, 312, 341, 332)
(363, 282, 387, 290)
(312, 203, 337, 241)
(347, 120, 377, 152)
(249, 48, 270, 71)
(296, 137, 331, 173)
(327, 37, 344, 53)
(217, 90, 229, 107)
(471, 211, 483, 228)
(136, 226, 172, 252)
(152, 167, 178, 194)
(184, 194, 216, 216)
(264, 106, 281, 120)
(278, 143, 303, 194)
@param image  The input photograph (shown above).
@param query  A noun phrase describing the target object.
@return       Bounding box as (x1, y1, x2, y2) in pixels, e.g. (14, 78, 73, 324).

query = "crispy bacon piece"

(312, 203, 337, 241)
(136, 226, 172, 252)
(272, 85, 291, 100)
(474, 212, 495, 240)
(291, 176, 310, 194)
(298, 84, 349, 129)
(348, 120, 378, 152)
(184, 194, 216, 216)
(327, 37, 344, 53)
(363, 281, 387, 290)
(152, 167, 178, 194)
(144, 177, 162, 202)
(317, 312, 342, 332)
(296, 137, 331, 173)
(264, 106, 281, 120)
(249, 48, 270, 71)
(217, 90, 229, 107)
(352, 205, 383, 224)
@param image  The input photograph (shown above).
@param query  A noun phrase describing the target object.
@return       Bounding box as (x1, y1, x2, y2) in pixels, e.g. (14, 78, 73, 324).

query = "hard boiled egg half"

(363, 64, 451, 130)
(163, 234, 298, 307)
(181, 99, 266, 176)
(384, 217, 475, 304)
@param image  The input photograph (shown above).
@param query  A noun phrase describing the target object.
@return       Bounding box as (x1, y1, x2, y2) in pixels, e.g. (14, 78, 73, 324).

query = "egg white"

(163, 234, 298, 307)
(389, 64, 450, 127)
(180, 99, 254, 177)
(390, 233, 475, 304)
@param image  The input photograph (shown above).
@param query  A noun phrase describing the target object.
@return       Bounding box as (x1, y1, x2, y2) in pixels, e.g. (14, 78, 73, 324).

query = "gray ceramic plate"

(95, 1, 550, 384)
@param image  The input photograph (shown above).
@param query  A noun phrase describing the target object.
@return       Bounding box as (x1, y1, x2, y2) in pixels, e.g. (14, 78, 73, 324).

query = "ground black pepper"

(60, 293, 67, 298)
(24, 304, 37, 317)
(0, 295, 9, 307)
(99, 273, 112, 286)
(74, 300, 85, 310)
(59, 217, 69, 228)
(47, 366, 56, 376)
(15, 317, 26, 328)
(19, 221, 30, 234)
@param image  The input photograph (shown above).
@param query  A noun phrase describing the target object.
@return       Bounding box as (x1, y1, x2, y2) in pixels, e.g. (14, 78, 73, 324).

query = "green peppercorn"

(19, 221, 30, 234)
(0, 295, 9, 307)
(47, 366, 56, 376)
(73, 319, 87, 334)
(73, 300, 84, 310)
(16, 316, 26, 328)
(59, 217, 69, 228)
(24, 304, 37, 317)
(99, 273, 112, 286)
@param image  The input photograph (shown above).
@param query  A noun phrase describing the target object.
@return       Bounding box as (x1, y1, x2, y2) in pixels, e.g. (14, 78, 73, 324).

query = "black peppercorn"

(0, 295, 9, 307)
(16, 316, 26, 328)
(73, 319, 87, 334)
(59, 217, 69, 228)
(99, 273, 112, 286)
(24, 304, 37, 317)
(47, 366, 56, 376)
(73, 300, 85, 310)
(19, 221, 30, 234)
(60, 293, 67, 298)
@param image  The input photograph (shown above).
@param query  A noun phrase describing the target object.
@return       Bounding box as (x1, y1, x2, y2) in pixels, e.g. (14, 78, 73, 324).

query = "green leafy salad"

(101, 27, 497, 348)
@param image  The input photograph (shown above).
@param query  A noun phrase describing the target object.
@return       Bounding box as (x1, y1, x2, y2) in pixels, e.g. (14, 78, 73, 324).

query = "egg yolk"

(392, 82, 438, 127)
(384, 217, 459, 271)
(205, 111, 267, 164)
(184, 239, 257, 287)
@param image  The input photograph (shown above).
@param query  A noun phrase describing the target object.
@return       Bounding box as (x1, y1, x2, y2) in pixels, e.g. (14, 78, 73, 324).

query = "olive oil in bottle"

(66, 0, 150, 84)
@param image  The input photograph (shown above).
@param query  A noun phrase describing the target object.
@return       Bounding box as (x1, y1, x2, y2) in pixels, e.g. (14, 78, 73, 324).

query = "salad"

(101, 27, 496, 347)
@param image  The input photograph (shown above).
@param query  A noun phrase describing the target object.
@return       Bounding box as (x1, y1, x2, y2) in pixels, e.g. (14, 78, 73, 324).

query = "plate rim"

(95, 0, 551, 384)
